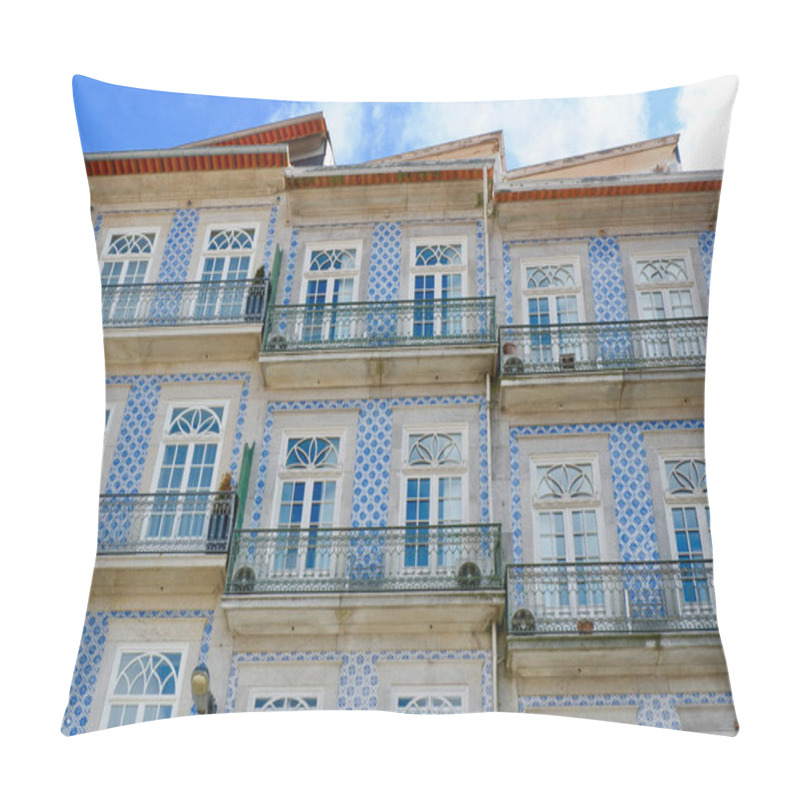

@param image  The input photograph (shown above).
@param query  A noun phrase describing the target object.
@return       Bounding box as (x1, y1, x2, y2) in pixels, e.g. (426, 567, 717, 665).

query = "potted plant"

(207, 472, 233, 553)
(245, 265, 266, 321)
(502, 340, 516, 356)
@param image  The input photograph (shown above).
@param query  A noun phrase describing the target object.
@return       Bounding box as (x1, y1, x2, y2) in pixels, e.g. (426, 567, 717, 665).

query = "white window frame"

(194, 224, 260, 321)
(632, 252, 699, 320)
(400, 426, 468, 574)
(99, 228, 159, 323)
(530, 456, 608, 615)
(408, 237, 468, 337)
(269, 430, 346, 578)
(145, 402, 229, 541)
(247, 688, 324, 712)
(519, 257, 585, 366)
(660, 452, 713, 611)
(100, 643, 188, 729)
(391, 685, 468, 715)
(298, 240, 362, 340)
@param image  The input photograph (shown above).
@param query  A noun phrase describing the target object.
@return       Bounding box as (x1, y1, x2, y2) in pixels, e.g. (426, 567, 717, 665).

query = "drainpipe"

(491, 618, 498, 711)
(482, 166, 491, 297)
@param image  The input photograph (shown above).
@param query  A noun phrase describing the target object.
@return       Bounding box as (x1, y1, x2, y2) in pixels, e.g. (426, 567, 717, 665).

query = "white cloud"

(675, 76, 738, 170)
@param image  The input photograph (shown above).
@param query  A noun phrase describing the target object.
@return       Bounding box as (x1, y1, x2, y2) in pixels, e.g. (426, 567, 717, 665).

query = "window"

(301, 244, 359, 341)
(103, 648, 184, 728)
(663, 457, 712, 605)
(196, 227, 256, 320)
(521, 260, 583, 365)
(393, 687, 466, 714)
(272, 435, 342, 575)
(251, 692, 321, 711)
(634, 255, 702, 357)
(100, 231, 155, 323)
(402, 431, 466, 570)
(532, 461, 604, 610)
(410, 240, 466, 337)
(147, 405, 225, 540)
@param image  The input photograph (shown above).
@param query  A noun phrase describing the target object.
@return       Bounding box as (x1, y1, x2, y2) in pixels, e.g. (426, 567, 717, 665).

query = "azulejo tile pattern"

(502, 242, 514, 324)
(61, 609, 215, 736)
(280, 228, 300, 307)
(518, 692, 733, 729)
(93, 212, 103, 241)
(101, 373, 251, 545)
(250, 394, 489, 530)
(367, 222, 402, 303)
(588, 236, 629, 322)
(698, 230, 715, 293)
(476, 221, 486, 298)
(262, 204, 279, 274)
(508, 420, 705, 563)
(225, 649, 492, 712)
(157, 209, 200, 283)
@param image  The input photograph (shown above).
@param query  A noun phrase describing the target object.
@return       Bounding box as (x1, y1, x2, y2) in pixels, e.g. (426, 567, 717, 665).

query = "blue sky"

(73, 75, 737, 171)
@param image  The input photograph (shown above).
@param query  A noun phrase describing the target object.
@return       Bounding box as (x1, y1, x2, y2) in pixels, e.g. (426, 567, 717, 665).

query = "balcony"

(101, 279, 267, 364)
(259, 297, 497, 389)
(222, 524, 504, 635)
(91, 491, 237, 598)
(498, 318, 707, 416)
(505, 561, 726, 692)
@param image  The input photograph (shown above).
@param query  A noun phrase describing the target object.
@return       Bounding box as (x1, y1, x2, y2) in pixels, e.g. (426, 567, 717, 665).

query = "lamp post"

(191, 664, 217, 715)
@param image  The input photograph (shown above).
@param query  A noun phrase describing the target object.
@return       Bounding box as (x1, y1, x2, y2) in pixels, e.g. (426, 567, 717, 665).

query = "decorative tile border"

(61, 609, 215, 736)
(226, 648, 492, 713)
(476, 220, 486, 298)
(280, 228, 300, 306)
(367, 222, 402, 303)
(508, 420, 704, 562)
(518, 691, 733, 730)
(698, 230, 715, 294)
(157, 209, 200, 283)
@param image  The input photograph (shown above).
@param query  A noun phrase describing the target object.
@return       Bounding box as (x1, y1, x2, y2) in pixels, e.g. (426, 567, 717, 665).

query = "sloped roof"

(507, 134, 681, 180)
(361, 131, 505, 169)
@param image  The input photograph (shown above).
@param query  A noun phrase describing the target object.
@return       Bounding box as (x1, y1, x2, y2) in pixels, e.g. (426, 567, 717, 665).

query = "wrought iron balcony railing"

(225, 524, 502, 594)
(506, 560, 718, 635)
(101, 279, 267, 328)
(262, 297, 496, 351)
(97, 492, 237, 555)
(499, 317, 707, 376)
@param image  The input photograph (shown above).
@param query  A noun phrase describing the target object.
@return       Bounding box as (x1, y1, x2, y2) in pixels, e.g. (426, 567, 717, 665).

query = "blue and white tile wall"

(367, 222, 402, 302)
(250, 394, 490, 530)
(508, 419, 705, 563)
(156, 209, 200, 283)
(518, 691, 733, 729)
(100, 373, 250, 546)
(61, 609, 215, 736)
(588, 236, 629, 322)
(698, 230, 715, 294)
(226, 649, 492, 712)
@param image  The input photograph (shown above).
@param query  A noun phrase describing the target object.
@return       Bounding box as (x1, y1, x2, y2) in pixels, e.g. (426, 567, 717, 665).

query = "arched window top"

(309, 248, 357, 272)
(525, 263, 576, 289)
(254, 695, 319, 711)
(207, 228, 255, 252)
(414, 243, 463, 268)
(112, 652, 182, 696)
(107, 232, 155, 256)
(665, 458, 707, 495)
(285, 436, 341, 469)
(636, 257, 689, 284)
(396, 693, 464, 714)
(167, 406, 224, 436)
(408, 433, 463, 466)
(536, 463, 595, 500)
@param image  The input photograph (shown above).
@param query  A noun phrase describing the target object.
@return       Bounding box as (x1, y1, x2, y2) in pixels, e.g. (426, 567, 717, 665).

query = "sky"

(72, 74, 737, 171)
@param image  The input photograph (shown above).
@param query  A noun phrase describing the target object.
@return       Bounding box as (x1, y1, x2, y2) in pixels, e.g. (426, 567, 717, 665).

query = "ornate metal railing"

(499, 317, 707, 376)
(225, 524, 502, 593)
(97, 492, 237, 555)
(506, 561, 718, 635)
(262, 297, 496, 351)
(101, 279, 267, 327)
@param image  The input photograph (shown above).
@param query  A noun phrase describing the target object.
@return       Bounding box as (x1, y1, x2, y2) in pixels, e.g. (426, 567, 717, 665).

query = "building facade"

(62, 114, 736, 735)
